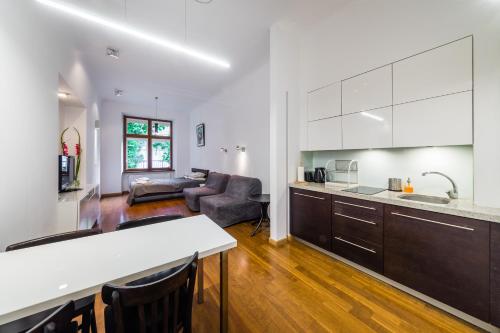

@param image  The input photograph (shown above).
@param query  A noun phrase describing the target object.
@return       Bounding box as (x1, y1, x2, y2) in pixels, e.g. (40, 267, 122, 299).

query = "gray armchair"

(200, 175, 262, 228)
(183, 172, 230, 211)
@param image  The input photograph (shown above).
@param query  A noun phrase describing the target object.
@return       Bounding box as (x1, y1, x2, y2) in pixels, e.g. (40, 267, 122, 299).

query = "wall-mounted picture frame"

(196, 123, 205, 147)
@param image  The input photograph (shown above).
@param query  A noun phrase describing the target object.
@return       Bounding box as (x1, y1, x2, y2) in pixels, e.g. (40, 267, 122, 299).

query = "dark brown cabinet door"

(491, 223, 500, 326)
(332, 196, 384, 273)
(290, 188, 332, 251)
(384, 205, 490, 322)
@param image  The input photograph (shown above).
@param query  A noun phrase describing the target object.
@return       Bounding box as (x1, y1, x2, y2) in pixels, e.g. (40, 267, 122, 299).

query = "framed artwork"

(196, 123, 205, 147)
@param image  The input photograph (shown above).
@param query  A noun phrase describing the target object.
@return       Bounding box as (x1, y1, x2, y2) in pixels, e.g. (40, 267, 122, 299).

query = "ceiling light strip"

(35, 0, 231, 69)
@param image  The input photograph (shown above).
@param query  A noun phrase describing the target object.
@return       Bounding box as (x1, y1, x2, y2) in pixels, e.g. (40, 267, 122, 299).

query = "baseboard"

(100, 192, 124, 198)
(268, 237, 288, 247)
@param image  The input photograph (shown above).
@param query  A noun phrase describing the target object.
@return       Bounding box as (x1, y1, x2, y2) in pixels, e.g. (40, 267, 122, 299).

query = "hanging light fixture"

(154, 97, 159, 134)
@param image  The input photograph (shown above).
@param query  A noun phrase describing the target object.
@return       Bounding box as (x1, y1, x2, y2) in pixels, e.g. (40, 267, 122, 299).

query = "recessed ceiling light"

(114, 89, 124, 97)
(58, 92, 70, 99)
(35, 0, 230, 69)
(106, 47, 120, 59)
(195, 0, 213, 3)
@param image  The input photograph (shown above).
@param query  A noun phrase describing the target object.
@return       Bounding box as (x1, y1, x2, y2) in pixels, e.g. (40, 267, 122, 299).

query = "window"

(124, 116, 173, 171)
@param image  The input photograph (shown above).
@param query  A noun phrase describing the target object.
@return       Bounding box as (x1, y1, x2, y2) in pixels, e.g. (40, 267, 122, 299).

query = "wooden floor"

(96, 195, 483, 332)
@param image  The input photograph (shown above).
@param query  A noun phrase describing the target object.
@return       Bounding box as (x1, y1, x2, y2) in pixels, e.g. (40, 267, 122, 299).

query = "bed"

(127, 168, 209, 205)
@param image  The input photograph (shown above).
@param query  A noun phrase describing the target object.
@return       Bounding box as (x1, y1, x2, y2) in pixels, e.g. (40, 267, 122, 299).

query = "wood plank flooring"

(96, 195, 483, 332)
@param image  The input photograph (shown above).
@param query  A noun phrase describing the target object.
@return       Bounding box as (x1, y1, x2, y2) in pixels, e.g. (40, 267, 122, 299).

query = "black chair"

(115, 214, 184, 231)
(5, 229, 101, 333)
(101, 252, 198, 333)
(115, 215, 185, 286)
(26, 301, 78, 333)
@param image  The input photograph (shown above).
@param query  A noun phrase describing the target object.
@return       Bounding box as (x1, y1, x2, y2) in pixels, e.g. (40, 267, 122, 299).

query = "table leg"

(197, 258, 204, 304)
(251, 217, 263, 237)
(220, 251, 228, 333)
(251, 202, 269, 237)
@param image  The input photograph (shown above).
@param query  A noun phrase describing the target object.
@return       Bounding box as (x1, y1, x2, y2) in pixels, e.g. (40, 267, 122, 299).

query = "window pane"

(152, 121, 171, 137)
(126, 138, 148, 169)
(151, 139, 171, 169)
(126, 118, 148, 135)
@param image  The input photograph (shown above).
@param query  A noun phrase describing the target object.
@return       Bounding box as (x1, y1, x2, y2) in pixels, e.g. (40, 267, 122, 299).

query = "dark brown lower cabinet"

(491, 223, 500, 326)
(290, 188, 332, 251)
(384, 205, 490, 322)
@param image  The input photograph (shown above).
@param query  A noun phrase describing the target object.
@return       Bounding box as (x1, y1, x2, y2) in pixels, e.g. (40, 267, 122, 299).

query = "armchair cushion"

(183, 172, 230, 211)
(200, 175, 262, 227)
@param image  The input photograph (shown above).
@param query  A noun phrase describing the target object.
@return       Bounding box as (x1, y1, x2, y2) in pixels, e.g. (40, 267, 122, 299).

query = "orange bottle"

(403, 178, 414, 193)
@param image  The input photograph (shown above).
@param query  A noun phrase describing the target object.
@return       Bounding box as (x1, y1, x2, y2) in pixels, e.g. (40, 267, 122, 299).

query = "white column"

(269, 22, 299, 242)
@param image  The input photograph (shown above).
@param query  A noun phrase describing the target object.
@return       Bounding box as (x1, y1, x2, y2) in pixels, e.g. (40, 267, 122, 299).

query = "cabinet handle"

(294, 192, 325, 200)
(334, 236, 376, 253)
(391, 212, 475, 231)
(335, 200, 376, 211)
(334, 213, 377, 225)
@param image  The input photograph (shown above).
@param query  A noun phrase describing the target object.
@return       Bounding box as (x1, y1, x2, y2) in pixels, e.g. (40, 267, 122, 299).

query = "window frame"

(123, 115, 174, 172)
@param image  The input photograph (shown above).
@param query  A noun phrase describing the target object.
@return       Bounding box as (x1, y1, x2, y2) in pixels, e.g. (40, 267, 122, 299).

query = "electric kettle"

(314, 167, 326, 183)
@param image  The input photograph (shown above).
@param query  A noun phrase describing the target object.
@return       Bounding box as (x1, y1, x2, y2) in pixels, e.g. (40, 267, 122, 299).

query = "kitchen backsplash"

(302, 145, 473, 199)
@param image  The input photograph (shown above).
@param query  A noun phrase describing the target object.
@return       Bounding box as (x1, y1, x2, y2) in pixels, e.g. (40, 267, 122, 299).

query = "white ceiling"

(46, 0, 346, 111)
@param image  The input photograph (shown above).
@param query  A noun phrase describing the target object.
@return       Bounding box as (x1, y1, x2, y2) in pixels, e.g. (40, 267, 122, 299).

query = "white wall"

(189, 61, 270, 192)
(0, 2, 101, 250)
(310, 146, 474, 199)
(100, 100, 191, 194)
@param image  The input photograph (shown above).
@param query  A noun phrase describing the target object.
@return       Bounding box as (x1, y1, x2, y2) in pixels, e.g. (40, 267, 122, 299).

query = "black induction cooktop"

(342, 186, 386, 195)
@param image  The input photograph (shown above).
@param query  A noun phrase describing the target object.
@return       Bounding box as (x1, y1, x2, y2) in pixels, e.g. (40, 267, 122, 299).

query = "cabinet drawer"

(290, 188, 332, 251)
(333, 196, 384, 220)
(333, 211, 383, 246)
(333, 234, 383, 274)
(384, 205, 490, 321)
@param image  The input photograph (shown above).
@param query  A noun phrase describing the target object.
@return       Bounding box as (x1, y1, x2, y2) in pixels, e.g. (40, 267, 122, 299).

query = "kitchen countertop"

(290, 182, 500, 223)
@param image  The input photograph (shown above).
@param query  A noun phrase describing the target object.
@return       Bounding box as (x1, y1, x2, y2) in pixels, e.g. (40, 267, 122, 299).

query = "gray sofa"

(200, 175, 262, 228)
(183, 172, 230, 211)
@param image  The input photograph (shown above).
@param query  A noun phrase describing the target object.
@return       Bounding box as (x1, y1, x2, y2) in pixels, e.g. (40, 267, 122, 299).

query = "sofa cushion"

(200, 195, 261, 228)
(205, 172, 231, 192)
(183, 172, 231, 211)
(224, 175, 262, 199)
(183, 186, 220, 211)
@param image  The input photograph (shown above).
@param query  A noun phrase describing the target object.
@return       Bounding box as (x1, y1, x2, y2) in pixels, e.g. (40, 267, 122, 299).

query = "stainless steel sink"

(398, 194, 451, 205)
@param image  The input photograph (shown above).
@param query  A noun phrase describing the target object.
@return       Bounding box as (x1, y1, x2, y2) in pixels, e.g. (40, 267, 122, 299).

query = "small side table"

(248, 194, 270, 237)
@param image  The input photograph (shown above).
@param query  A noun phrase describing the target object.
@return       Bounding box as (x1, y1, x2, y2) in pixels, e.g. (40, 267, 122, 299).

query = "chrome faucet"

(347, 160, 358, 188)
(422, 171, 458, 199)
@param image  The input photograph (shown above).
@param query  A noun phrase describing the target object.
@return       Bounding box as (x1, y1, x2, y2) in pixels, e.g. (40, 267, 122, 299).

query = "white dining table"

(0, 214, 236, 333)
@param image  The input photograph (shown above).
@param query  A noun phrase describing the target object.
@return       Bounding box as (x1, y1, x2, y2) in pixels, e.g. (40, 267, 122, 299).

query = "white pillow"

(187, 172, 206, 179)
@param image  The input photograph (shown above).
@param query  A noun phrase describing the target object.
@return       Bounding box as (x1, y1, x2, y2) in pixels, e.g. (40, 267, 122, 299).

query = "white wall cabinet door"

(308, 117, 342, 151)
(393, 37, 472, 104)
(342, 65, 392, 115)
(342, 107, 393, 149)
(393, 91, 472, 148)
(307, 82, 341, 121)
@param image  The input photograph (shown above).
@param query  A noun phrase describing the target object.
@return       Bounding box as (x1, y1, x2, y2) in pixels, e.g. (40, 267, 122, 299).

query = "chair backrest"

(26, 301, 78, 333)
(6, 228, 102, 252)
(205, 172, 230, 192)
(101, 252, 198, 333)
(116, 215, 184, 231)
(224, 175, 262, 199)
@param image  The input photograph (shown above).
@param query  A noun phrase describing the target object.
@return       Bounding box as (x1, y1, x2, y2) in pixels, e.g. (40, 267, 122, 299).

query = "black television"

(58, 155, 75, 192)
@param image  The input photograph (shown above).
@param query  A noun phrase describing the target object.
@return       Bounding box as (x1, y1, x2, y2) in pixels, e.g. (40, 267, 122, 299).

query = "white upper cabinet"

(342, 107, 393, 149)
(307, 82, 341, 121)
(342, 65, 393, 115)
(393, 37, 472, 104)
(308, 117, 342, 151)
(393, 91, 472, 148)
